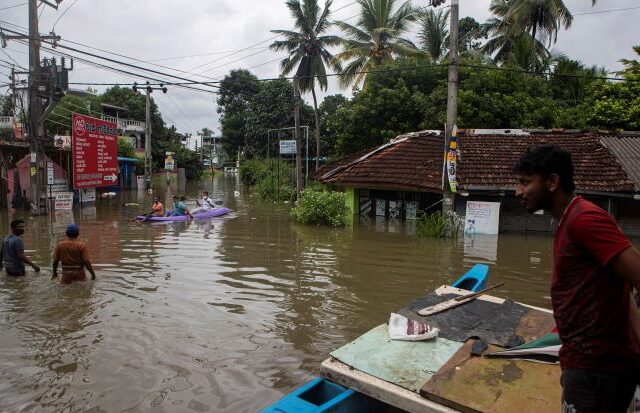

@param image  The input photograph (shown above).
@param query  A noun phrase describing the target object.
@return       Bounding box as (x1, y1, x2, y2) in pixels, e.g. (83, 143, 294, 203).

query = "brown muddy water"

(0, 174, 608, 412)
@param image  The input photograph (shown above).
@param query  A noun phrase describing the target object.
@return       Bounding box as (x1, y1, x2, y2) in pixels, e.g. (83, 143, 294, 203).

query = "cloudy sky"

(0, 0, 637, 135)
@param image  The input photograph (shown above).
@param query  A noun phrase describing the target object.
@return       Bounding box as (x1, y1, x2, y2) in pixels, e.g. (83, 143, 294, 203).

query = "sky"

(0, 0, 637, 135)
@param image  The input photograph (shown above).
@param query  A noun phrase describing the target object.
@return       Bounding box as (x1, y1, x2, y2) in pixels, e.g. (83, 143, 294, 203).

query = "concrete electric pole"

(293, 77, 302, 198)
(442, 0, 459, 216)
(133, 82, 167, 190)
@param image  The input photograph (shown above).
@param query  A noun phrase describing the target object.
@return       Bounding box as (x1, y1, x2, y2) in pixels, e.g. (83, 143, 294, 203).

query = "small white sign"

(80, 188, 96, 204)
(54, 192, 74, 211)
(47, 162, 54, 185)
(465, 201, 501, 235)
(279, 140, 296, 155)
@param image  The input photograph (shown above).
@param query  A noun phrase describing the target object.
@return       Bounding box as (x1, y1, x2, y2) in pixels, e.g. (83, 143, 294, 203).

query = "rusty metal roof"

(315, 131, 635, 193)
(599, 134, 640, 191)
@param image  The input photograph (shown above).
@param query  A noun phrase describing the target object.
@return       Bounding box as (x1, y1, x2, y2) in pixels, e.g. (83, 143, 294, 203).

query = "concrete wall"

(455, 194, 640, 238)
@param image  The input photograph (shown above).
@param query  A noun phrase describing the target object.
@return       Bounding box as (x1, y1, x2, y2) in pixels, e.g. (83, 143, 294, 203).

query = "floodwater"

(0, 174, 614, 412)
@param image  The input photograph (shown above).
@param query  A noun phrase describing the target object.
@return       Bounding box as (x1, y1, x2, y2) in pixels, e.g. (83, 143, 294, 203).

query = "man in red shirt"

(514, 144, 640, 412)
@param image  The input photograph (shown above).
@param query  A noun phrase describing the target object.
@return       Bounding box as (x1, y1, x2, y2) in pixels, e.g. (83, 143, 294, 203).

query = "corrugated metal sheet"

(600, 136, 640, 191)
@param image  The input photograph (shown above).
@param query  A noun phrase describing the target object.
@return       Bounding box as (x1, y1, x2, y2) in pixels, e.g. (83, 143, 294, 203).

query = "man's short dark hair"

(10, 219, 24, 231)
(203, 191, 208, 196)
(514, 144, 576, 193)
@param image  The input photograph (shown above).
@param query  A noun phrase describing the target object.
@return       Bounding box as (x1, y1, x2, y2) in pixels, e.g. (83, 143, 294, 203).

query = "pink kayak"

(136, 207, 231, 222)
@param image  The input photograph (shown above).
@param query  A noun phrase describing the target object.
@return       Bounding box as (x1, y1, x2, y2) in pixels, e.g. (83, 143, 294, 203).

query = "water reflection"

(2, 174, 626, 411)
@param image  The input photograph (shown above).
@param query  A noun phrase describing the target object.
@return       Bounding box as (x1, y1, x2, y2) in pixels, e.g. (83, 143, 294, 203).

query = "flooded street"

(0, 174, 598, 412)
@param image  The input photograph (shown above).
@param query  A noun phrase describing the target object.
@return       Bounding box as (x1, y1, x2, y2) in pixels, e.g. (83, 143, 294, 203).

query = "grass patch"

(415, 211, 461, 238)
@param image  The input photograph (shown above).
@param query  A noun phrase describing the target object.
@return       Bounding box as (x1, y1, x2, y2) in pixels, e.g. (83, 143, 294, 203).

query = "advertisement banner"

(54, 135, 72, 149)
(164, 152, 175, 170)
(54, 192, 74, 211)
(446, 125, 458, 193)
(12, 120, 24, 140)
(72, 113, 119, 189)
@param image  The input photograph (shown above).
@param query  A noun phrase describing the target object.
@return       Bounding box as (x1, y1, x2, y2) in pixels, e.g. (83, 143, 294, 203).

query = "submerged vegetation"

(415, 211, 461, 238)
(291, 186, 349, 226)
(239, 159, 296, 202)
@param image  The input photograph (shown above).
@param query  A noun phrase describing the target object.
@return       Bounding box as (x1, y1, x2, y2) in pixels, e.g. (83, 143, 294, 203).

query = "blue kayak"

(451, 264, 489, 292)
(136, 207, 230, 222)
(261, 264, 490, 413)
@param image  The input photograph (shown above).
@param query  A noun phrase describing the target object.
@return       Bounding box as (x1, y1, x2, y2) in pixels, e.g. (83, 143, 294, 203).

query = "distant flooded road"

(0, 174, 599, 412)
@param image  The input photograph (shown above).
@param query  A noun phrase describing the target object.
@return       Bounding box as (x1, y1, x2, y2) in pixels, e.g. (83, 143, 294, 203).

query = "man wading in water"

(514, 144, 640, 412)
(52, 224, 96, 284)
(0, 219, 40, 276)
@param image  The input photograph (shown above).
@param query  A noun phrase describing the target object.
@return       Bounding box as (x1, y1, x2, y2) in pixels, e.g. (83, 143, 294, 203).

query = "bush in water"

(240, 159, 296, 202)
(415, 211, 461, 238)
(291, 187, 348, 226)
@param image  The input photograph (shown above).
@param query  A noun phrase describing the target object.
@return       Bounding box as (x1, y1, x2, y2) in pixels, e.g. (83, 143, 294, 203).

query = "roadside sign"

(72, 113, 119, 189)
(165, 152, 175, 170)
(47, 162, 54, 185)
(279, 140, 296, 155)
(54, 192, 74, 211)
(80, 188, 96, 204)
(12, 120, 24, 140)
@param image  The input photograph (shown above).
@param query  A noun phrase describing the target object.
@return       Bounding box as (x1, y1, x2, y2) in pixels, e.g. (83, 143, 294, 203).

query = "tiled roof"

(317, 133, 444, 191)
(315, 131, 635, 193)
(599, 134, 640, 191)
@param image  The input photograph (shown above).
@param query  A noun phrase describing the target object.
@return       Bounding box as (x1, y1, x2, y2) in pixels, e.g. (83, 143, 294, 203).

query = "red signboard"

(72, 113, 119, 189)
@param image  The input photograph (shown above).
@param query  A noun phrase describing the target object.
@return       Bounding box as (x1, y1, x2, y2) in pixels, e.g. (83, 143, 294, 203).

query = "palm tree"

(418, 8, 449, 62)
(505, 0, 573, 45)
(270, 0, 342, 170)
(483, 0, 551, 69)
(619, 45, 640, 76)
(334, 0, 420, 88)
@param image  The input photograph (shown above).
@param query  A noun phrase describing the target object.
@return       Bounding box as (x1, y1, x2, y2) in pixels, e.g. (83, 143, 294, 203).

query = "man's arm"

(52, 258, 59, 279)
(609, 246, 640, 292)
(17, 246, 39, 272)
(609, 247, 640, 343)
(84, 260, 96, 280)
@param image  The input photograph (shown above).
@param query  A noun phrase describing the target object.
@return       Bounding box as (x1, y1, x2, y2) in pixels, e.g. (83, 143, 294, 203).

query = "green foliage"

(240, 158, 296, 202)
(291, 186, 348, 226)
(334, 0, 421, 87)
(415, 211, 460, 238)
(45, 95, 94, 135)
(218, 70, 315, 159)
(0, 96, 12, 116)
(117, 138, 136, 158)
(171, 146, 205, 180)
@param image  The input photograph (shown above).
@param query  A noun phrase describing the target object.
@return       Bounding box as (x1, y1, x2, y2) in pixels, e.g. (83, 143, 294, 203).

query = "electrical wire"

(0, 2, 27, 12)
(51, 0, 80, 32)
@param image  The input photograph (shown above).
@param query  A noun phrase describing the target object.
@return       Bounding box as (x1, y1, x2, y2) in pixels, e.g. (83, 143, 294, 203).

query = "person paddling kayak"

(165, 195, 193, 219)
(139, 197, 164, 221)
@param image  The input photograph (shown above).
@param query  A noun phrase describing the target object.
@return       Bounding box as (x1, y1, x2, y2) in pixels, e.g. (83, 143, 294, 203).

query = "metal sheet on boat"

(330, 324, 463, 393)
(420, 340, 561, 413)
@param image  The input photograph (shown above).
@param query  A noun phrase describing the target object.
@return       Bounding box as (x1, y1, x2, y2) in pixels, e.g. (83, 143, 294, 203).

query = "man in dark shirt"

(0, 219, 40, 276)
(514, 144, 640, 412)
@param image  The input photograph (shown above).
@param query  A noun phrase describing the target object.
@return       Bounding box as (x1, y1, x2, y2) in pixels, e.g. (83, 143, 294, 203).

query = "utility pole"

(133, 82, 167, 190)
(442, 0, 459, 216)
(293, 78, 302, 198)
(2, 0, 62, 214)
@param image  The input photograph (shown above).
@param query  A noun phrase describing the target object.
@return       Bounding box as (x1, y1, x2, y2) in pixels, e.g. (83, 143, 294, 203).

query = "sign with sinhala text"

(464, 201, 501, 235)
(54, 192, 74, 211)
(72, 113, 119, 189)
(279, 140, 296, 155)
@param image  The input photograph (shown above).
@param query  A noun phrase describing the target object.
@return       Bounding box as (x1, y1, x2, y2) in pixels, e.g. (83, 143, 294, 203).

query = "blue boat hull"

(262, 264, 490, 412)
(451, 264, 489, 292)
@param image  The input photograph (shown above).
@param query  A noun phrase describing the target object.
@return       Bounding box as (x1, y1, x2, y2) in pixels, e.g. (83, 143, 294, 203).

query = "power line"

(52, 0, 80, 32)
(574, 5, 640, 16)
(0, 2, 27, 12)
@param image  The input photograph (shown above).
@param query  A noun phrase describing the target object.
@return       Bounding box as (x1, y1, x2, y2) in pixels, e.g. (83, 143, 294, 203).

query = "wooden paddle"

(417, 282, 505, 317)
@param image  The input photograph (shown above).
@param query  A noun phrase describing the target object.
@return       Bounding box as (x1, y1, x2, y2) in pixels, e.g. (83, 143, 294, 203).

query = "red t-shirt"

(553, 196, 640, 371)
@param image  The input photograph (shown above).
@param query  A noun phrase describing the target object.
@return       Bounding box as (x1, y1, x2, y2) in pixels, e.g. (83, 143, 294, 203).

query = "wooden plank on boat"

(321, 358, 460, 413)
(329, 324, 463, 392)
(420, 340, 561, 413)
